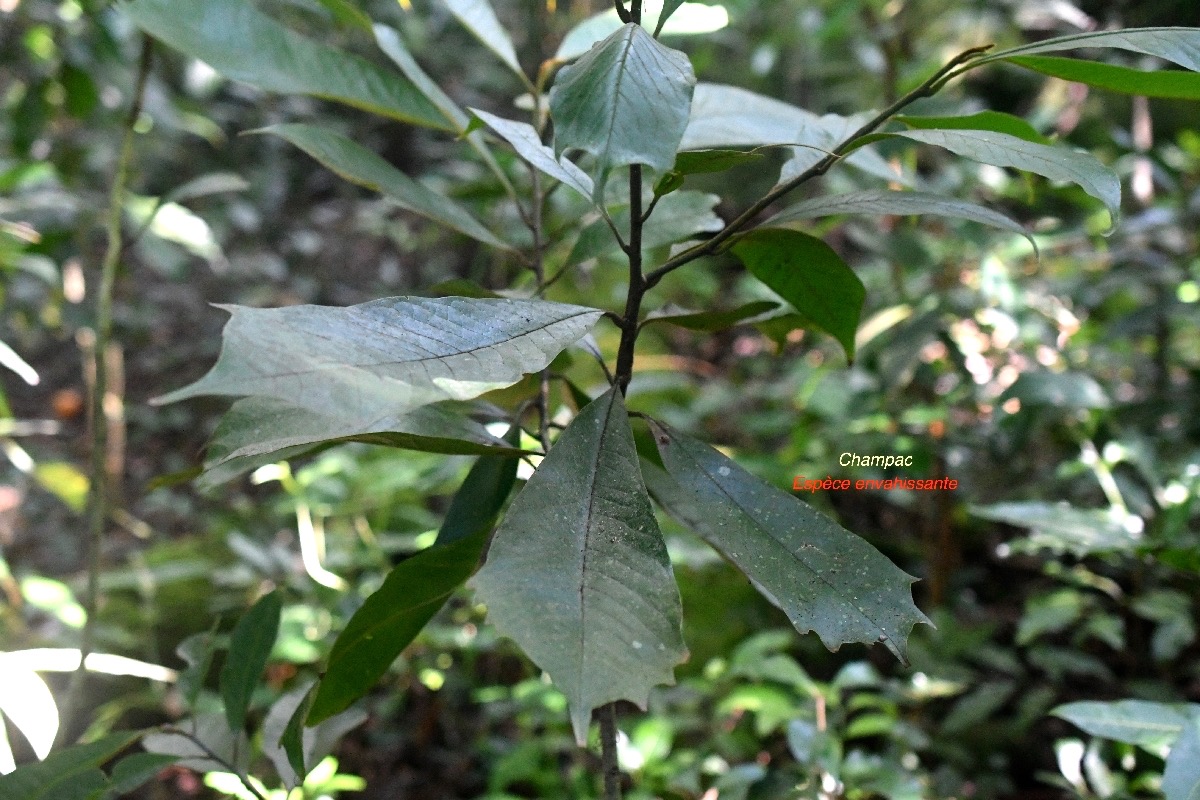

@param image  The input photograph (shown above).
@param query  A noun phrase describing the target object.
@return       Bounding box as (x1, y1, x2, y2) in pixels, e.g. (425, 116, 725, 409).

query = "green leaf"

(220, 590, 282, 732)
(1007, 55, 1200, 100)
(555, 3, 729, 62)
(470, 108, 595, 200)
(121, 0, 446, 128)
(0, 732, 140, 800)
(1052, 700, 1192, 748)
(308, 527, 491, 724)
(566, 190, 722, 267)
(673, 148, 766, 175)
(444, 0, 525, 81)
(980, 27, 1200, 71)
(255, 123, 510, 249)
(153, 297, 602, 424)
(765, 190, 1038, 257)
(731, 229, 865, 362)
(1164, 720, 1200, 800)
(653, 0, 688, 36)
(1001, 371, 1110, 409)
(197, 397, 522, 488)
(550, 23, 696, 197)
(643, 301, 780, 332)
(471, 388, 687, 745)
(970, 502, 1136, 557)
(105, 753, 181, 799)
(645, 422, 929, 661)
(436, 424, 521, 546)
(879, 128, 1121, 229)
(897, 111, 1052, 144)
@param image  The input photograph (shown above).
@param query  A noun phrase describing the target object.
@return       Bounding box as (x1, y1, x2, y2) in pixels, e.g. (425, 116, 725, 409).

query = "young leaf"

(765, 190, 1038, 256)
(444, 0, 525, 82)
(731, 229, 865, 362)
(979, 27, 1200, 72)
(897, 111, 1052, 145)
(153, 297, 603, 424)
(471, 388, 687, 745)
(1163, 720, 1200, 800)
(1051, 700, 1191, 748)
(0, 731, 141, 800)
(197, 397, 523, 488)
(220, 590, 282, 732)
(121, 0, 446, 129)
(879, 128, 1121, 229)
(254, 123, 511, 250)
(550, 23, 696, 197)
(646, 421, 930, 661)
(643, 301, 780, 332)
(308, 527, 492, 724)
(469, 108, 595, 200)
(1007, 55, 1200, 100)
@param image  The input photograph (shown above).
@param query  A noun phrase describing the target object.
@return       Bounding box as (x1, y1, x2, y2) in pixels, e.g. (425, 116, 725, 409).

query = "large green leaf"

(731, 229, 865, 362)
(256, 123, 511, 249)
(470, 108, 595, 200)
(308, 527, 492, 724)
(444, 0, 524, 81)
(765, 190, 1038, 256)
(220, 590, 282, 732)
(0, 732, 140, 800)
(121, 0, 446, 128)
(646, 421, 929, 661)
(471, 388, 687, 745)
(1164, 720, 1200, 800)
(153, 296, 603, 423)
(1007, 55, 1200, 100)
(1052, 700, 1193, 748)
(980, 27, 1200, 71)
(875, 128, 1121, 228)
(197, 397, 521, 488)
(550, 23, 696, 196)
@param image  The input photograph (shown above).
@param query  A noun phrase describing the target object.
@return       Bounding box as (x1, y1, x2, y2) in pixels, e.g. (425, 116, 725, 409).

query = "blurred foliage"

(2, 0, 1200, 798)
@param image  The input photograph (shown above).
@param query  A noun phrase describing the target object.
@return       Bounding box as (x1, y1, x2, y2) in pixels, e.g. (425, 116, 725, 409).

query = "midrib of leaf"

(603, 28, 638, 168)
(682, 443, 892, 636)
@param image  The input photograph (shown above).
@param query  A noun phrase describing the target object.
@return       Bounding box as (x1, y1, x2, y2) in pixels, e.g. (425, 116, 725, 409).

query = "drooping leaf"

(0, 731, 140, 800)
(1164, 720, 1200, 800)
(255, 123, 510, 249)
(153, 297, 603, 425)
(645, 421, 929, 661)
(471, 388, 687, 745)
(870, 128, 1120, 228)
(565, 190, 722, 267)
(121, 0, 446, 128)
(444, 0, 525, 81)
(555, 3, 729, 62)
(979, 27, 1200, 71)
(643, 301, 780, 332)
(470, 108, 595, 200)
(263, 682, 367, 789)
(1007, 55, 1200, 100)
(765, 190, 1038, 256)
(197, 397, 522, 488)
(1051, 700, 1193, 748)
(220, 590, 282, 732)
(308, 527, 492, 724)
(550, 23, 696, 197)
(436, 424, 521, 546)
(731, 229, 865, 362)
(897, 111, 1052, 144)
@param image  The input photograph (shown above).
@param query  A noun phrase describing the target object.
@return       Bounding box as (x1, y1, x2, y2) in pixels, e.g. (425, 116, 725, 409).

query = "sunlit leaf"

(732, 229, 864, 362)
(0, 731, 140, 800)
(122, 0, 446, 128)
(471, 388, 687, 745)
(220, 590, 282, 732)
(263, 682, 367, 789)
(0, 664, 58, 764)
(1052, 700, 1193, 748)
(255, 123, 511, 249)
(645, 422, 929, 661)
(436, 424, 521, 546)
(550, 23, 695, 197)
(153, 297, 603, 426)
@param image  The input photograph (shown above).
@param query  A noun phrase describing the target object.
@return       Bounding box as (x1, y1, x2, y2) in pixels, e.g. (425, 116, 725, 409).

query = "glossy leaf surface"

(471, 389, 687, 744)
(732, 229, 865, 361)
(1008, 55, 1200, 100)
(122, 0, 445, 128)
(647, 421, 929, 661)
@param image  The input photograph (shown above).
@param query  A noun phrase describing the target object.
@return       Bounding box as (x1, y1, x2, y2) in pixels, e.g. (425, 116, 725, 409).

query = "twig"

(159, 727, 269, 800)
(643, 44, 993, 290)
(599, 704, 622, 800)
(61, 34, 153, 745)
